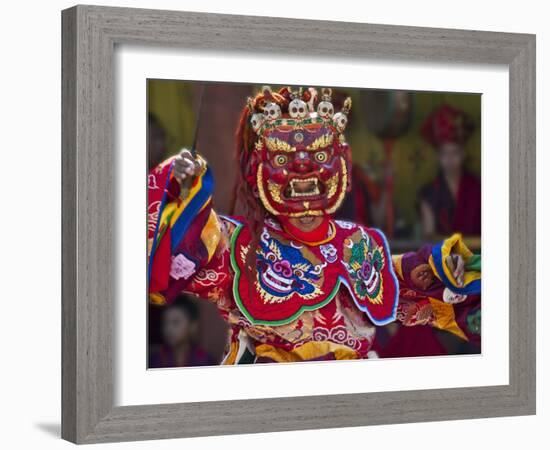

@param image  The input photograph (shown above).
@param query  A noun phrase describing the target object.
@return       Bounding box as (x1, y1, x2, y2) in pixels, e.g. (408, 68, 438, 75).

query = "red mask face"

(251, 122, 351, 217)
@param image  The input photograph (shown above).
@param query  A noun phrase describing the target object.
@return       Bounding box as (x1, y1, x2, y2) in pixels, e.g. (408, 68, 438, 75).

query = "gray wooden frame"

(62, 4, 536, 444)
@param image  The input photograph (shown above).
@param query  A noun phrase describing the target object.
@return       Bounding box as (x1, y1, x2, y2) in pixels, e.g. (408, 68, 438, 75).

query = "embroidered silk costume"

(148, 86, 481, 363)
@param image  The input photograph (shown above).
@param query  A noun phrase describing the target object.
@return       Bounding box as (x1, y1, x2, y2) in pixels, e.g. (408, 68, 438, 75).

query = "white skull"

(332, 112, 348, 132)
(250, 113, 265, 132)
(288, 98, 308, 119)
(263, 102, 281, 121)
(317, 101, 334, 119)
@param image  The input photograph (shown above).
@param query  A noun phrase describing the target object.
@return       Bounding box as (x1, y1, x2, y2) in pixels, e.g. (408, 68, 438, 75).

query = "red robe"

(148, 160, 481, 364)
(420, 171, 481, 236)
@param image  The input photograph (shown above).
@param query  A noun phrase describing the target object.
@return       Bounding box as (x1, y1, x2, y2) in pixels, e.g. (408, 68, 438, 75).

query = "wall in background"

(0, 1, 545, 449)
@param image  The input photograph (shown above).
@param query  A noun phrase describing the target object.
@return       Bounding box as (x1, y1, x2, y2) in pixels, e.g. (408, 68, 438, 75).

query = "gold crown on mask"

(248, 86, 352, 137)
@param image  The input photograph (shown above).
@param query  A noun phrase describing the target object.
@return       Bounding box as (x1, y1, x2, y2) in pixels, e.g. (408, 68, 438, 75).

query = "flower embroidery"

(170, 253, 196, 280)
(206, 286, 225, 301)
(320, 243, 338, 263)
(342, 230, 385, 304)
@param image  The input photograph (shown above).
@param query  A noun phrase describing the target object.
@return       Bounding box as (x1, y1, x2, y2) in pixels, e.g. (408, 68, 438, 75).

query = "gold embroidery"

(342, 229, 385, 305)
(326, 173, 339, 199)
(257, 159, 348, 218)
(200, 210, 222, 262)
(306, 133, 333, 151)
(207, 286, 225, 302)
(256, 164, 280, 216)
(325, 157, 348, 214)
(267, 180, 284, 204)
(255, 341, 359, 362)
(265, 137, 295, 153)
(268, 239, 282, 260)
(240, 244, 250, 263)
(266, 311, 314, 343)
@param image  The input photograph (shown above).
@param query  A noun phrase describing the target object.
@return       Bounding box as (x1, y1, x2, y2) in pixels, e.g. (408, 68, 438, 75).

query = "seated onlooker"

(149, 294, 216, 368)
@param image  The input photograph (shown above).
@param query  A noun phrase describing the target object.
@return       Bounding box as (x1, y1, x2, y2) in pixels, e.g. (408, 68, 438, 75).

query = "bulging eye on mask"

(253, 126, 350, 218)
(241, 86, 353, 218)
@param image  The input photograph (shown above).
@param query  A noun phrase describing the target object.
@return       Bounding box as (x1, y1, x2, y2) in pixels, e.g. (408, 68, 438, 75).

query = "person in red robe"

(419, 104, 481, 238)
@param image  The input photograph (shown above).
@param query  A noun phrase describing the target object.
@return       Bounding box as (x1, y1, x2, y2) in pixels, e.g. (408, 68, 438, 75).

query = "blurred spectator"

(149, 294, 216, 368)
(337, 164, 382, 226)
(419, 104, 481, 238)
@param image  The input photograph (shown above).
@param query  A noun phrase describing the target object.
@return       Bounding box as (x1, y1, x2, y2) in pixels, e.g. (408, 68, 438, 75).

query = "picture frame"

(61, 4, 536, 444)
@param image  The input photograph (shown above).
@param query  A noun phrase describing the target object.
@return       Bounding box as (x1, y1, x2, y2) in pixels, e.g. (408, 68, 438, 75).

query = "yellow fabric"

(428, 297, 468, 341)
(157, 202, 178, 233)
(200, 210, 222, 262)
(147, 238, 154, 258)
(392, 254, 404, 280)
(169, 156, 207, 226)
(149, 292, 167, 305)
(255, 341, 359, 363)
(222, 342, 239, 365)
(428, 233, 481, 288)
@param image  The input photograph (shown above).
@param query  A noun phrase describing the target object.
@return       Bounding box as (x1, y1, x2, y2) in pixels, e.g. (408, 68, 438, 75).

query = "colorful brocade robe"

(391, 234, 482, 348)
(148, 159, 481, 363)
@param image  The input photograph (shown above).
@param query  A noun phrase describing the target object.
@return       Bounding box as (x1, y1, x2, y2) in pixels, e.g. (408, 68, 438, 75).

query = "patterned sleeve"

(147, 156, 230, 305)
(392, 235, 481, 345)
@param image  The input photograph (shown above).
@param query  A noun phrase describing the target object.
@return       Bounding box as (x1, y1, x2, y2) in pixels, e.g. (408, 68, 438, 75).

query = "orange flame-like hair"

(230, 86, 301, 281)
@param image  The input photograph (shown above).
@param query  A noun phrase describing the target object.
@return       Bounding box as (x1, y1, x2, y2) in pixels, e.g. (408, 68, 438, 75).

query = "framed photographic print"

(61, 5, 536, 444)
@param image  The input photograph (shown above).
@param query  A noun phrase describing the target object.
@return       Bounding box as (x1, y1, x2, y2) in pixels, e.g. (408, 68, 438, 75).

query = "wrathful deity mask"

(243, 87, 352, 218)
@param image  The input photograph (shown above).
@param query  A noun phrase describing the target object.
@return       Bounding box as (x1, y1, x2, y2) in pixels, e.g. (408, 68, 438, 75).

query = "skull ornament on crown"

(239, 86, 353, 218)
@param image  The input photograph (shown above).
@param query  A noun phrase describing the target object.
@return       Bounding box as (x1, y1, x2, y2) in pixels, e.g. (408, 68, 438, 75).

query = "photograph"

(1, 1, 542, 447)
(147, 80, 482, 367)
